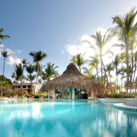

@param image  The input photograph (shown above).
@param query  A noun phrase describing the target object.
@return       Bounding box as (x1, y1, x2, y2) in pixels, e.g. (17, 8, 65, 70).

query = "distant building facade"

(13, 81, 34, 93)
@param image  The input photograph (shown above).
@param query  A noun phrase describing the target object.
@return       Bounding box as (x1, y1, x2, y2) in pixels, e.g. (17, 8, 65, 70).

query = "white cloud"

(8, 55, 22, 66)
(0, 45, 22, 65)
(66, 43, 95, 60)
(96, 27, 106, 35)
(17, 50, 22, 54)
(6, 48, 15, 55)
(0, 43, 4, 48)
(65, 27, 122, 65)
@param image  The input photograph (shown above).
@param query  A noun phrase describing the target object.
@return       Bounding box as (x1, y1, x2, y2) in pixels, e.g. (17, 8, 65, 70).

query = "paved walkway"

(99, 98, 137, 109)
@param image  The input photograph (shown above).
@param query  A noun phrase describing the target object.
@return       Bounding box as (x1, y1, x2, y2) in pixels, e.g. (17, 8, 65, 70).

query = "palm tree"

(113, 8, 137, 92)
(21, 58, 27, 68)
(70, 56, 77, 64)
(82, 28, 115, 78)
(133, 51, 137, 84)
(26, 64, 35, 93)
(14, 64, 24, 82)
(105, 64, 114, 83)
(42, 62, 58, 81)
(129, 38, 137, 87)
(112, 55, 121, 87)
(29, 50, 47, 83)
(0, 28, 10, 40)
(1, 50, 9, 76)
(11, 72, 16, 81)
(26, 64, 35, 82)
(89, 55, 100, 79)
(71, 54, 85, 72)
(13, 64, 24, 92)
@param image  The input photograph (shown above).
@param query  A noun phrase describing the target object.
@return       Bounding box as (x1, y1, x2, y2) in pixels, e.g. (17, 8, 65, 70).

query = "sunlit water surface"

(0, 100, 137, 137)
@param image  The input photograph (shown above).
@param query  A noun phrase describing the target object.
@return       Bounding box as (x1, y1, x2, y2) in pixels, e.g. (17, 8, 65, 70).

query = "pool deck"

(99, 98, 137, 110)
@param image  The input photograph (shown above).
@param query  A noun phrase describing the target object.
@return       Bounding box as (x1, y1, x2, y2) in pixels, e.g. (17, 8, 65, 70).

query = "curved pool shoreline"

(99, 98, 137, 110)
(0, 97, 137, 110)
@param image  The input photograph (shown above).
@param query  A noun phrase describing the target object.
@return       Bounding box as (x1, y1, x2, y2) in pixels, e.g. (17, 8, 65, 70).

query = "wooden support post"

(48, 90, 50, 99)
(72, 88, 75, 100)
(91, 91, 93, 99)
(53, 89, 55, 100)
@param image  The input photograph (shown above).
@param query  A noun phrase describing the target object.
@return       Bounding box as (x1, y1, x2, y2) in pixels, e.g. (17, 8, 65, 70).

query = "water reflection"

(0, 101, 137, 137)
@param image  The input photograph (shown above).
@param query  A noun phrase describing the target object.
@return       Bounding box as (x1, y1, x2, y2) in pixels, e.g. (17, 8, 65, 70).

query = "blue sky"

(0, 0, 137, 78)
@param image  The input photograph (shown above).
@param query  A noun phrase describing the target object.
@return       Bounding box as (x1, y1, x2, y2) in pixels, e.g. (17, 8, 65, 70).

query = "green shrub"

(33, 93, 47, 98)
(25, 94, 33, 98)
(98, 92, 135, 98)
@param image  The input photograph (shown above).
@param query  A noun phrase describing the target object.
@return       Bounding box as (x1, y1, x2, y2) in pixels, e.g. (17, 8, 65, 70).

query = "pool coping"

(98, 98, 137, 110)
(0, 98, 137, 110)
(113, 103, 137, 110)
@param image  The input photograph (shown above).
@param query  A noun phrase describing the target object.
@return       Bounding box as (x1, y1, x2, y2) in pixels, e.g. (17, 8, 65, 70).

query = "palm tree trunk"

(125, 39, 129, 93)
(20, 80, 23, 96)
(78, 66, 81, 72)
(0, 82, 2, 97)
(121, 77, 123, 92)
(96, 66, 99, 80)
(100, 53, 103, 78)
(102, 61, 109, 85)
(2, 58, 5, 76)
(130, 52, 134, 93)
(116, 67, 118, 92)
(109, 72, 111, 83)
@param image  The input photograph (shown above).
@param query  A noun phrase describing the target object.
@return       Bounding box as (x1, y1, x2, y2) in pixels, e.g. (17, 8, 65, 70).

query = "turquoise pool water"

(0, 100, 137, 137)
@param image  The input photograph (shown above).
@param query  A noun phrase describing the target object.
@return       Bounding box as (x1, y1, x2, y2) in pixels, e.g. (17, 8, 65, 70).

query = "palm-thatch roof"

(41, 63, 103, 92)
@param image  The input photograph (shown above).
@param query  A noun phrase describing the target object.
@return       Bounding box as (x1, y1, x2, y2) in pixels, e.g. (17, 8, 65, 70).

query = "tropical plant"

(42, 62, 58, 81)
(105, 63, 114, 83)
(71, 54, 85, 72)
(29, 50, 47, 83)
(26, 64, 35, 83)
(112, 55, 121, 87)
(0, 28, 10, 40)
(26, 64, 35, 93)
(21, 58, 27, 68)
(14, 63, 24, 84)
(113, 8, 137, 92)
(82, 28, 115, 78)
(1, 50, 9, 76)
(89, 55, 100, 79)
(83, 67, 94, 78)
(0, 75, 12, 96)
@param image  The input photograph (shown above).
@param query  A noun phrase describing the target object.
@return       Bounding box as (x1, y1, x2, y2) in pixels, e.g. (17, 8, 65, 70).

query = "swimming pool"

(0, 100, 137, 137)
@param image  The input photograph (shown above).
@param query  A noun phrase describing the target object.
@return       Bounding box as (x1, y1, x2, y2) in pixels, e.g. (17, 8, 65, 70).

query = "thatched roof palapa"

(41, 63, 103, 92)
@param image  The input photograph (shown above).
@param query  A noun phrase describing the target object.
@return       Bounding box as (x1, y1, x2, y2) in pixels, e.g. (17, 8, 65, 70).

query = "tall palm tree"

(13, 64, 24, 92)
(89, 55, 100, 79)
(29, 50, 47, 83)
(113, 8, 137, 92)
(112, 55, 121, 87)
(14, 64, 24, 82)
(26, 64, 35, 82)
(21, 58, 27, 68)
(83, 28, 115, 78)
(105, 64, 114, 83)
(83, 67, 94, 78)
(0, 28, 10, 40)
(26, 64, 35, 93)
(1, 50, 9, 76)
(71, 54, 85, 72)
(42, 62, 58, 81)
(133, 51, 137, 84)
(129, 38, 137, 86)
